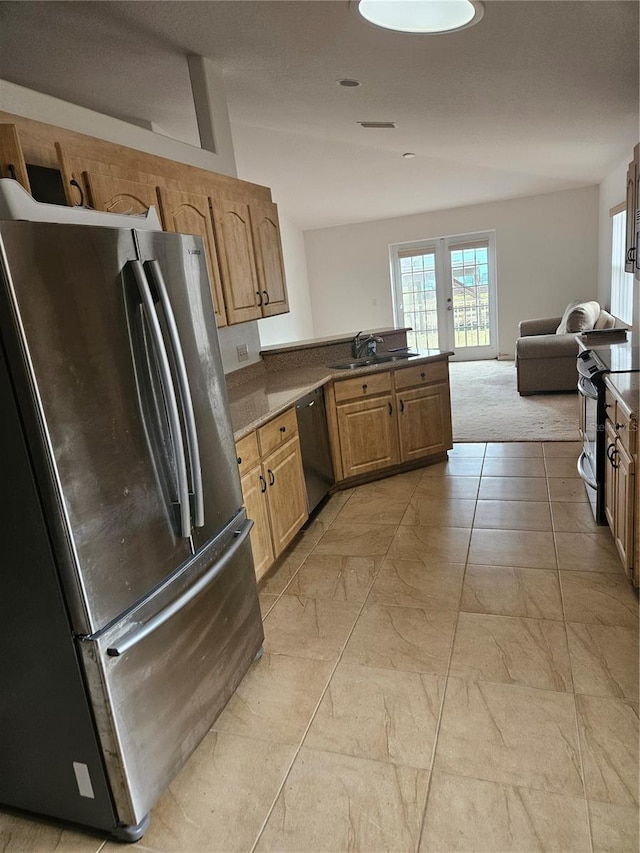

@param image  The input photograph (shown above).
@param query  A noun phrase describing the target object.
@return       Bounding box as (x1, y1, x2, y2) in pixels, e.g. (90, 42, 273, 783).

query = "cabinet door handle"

(8, 163, 17, 180)
(388, 401, 393, 415)
(400, 399, 404, 413)
(279, 425, 286, 433)
(70, 178, 85, 207)
(607, 443, 617, 462)
(267, 469, 275, 486)
(263, 290, 270, 306)
(615, 422, 625, 430)
(259, 474, 267, 493)
(611, 448, 620, 470)
(237, 456, 242, 465)
(627, 247, 637, 263)
(362, 383, 368, 392)
(420, 372, 426, 380)
(256, 291, 263, 307)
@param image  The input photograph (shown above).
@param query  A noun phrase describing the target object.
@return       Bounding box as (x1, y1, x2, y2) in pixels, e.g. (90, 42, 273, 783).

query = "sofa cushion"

(516, 333, 580, 360)
(556, 300, 600, 334)
(594, 309, 616, 330)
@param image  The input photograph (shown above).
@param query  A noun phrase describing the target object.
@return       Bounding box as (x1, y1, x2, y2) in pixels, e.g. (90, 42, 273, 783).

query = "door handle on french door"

(145, 260, 204, 528)
(130, 261, 191, 538)
(106, 519, 254, 657)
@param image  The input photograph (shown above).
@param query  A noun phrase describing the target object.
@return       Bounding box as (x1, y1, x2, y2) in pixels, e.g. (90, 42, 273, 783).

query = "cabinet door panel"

(211, 198, 262, 324)
(0, 124, 30, 189)
(264, 437, 308, 558)
(250, 201, 289, 317)
(396, 383, 453, 462)
(337, 395, 399, 479)
(604, 420, 616, 530)
(84, 172, 158, 215)
(157, 187, 227, 328)
(614, 441, 634, 577)
(241, 467, 274, 581)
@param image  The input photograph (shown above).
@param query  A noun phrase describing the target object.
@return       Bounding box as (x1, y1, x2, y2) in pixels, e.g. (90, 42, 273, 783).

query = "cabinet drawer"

(615, 409, 636, 456)
(235, 431, 260, 478)
(257, 407, 298, 456)
(333, 370, 392, 404)
(393, 360, 448, 392)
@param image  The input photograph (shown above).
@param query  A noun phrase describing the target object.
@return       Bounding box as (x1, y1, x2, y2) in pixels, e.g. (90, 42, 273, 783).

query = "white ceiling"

(1, 1, 638, 229)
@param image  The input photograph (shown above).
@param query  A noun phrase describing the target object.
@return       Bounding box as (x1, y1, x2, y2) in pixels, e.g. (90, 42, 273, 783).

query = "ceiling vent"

(358, 121, 396, 129)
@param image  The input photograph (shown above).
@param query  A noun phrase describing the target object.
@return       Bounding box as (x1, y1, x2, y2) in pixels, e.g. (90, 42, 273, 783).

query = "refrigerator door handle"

(144, 259, 204, 528)
(106, 519, 253, 657)
(130, 261, 191, 538)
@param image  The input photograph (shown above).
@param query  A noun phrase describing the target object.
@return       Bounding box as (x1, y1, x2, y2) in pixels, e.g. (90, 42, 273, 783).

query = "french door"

(391, 231, 497, 360)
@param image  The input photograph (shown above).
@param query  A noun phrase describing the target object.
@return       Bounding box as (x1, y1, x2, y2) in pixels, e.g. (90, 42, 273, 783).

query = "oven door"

(577, 375, 598, 489)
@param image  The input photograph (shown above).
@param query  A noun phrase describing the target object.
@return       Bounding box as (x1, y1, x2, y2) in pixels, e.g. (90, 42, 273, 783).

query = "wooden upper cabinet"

(0, 124, 30, 190)
(84, 172, 158, 216)
(210, 198, 262, 324)
(250, 201, 289, 317)
(157, 187, 227, 328)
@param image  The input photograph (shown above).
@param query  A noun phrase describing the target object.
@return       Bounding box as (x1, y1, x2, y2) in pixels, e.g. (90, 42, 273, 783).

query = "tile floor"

(2, 441, 638, 852)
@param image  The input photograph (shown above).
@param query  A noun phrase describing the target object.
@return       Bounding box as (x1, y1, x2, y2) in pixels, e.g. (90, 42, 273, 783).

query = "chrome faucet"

(352, 331, 384, 359)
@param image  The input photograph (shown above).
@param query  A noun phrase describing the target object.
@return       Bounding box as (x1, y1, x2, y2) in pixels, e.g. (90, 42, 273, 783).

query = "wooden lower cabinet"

(329, 360, 453, 483)
(603, 386, 637, 583)
(396, 383, 452, 461)
(336, 394, 399, 479)
(240, 465, 273, 582)
(236, 413, 308, 581)
(613, 440, 635, 577)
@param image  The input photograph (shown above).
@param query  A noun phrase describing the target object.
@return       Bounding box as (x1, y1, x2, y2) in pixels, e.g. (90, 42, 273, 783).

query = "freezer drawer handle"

(106, 519, 254, 657)
(131, 261, 191, 539)
(145, 259, 204, 528)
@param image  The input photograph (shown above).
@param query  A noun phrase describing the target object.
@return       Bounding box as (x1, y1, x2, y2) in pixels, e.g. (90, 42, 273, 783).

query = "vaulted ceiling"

(1, 1, 638, 228)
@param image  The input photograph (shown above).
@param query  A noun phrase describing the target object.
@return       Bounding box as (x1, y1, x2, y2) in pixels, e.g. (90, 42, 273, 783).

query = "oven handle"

(577, 452, 597, 490)
(577, 375, 599, 400)
(577, 357, 601, 382)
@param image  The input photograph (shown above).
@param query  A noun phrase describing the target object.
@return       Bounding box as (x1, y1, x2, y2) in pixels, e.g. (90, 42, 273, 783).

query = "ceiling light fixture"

(337, 78, 361, 87)
(402, 152, 416, 158)
(357, 0, 484, 34)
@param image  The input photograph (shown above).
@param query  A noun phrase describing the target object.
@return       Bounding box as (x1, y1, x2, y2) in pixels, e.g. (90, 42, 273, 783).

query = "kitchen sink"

(329, 353, 417, 370)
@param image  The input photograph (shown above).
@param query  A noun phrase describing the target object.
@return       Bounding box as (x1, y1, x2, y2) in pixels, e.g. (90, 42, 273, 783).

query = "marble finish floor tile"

(567, 622, 639, 701)
(482, 457, 547, 478)
(313, 521, 397, 557)
(256, 747, 429, 852)
(485, 441, 544, 457)
(287, 519, 333, 555)
(400, 497, 476, 528)
(448, 442, 486, 457)
(354, 470, 421, 501)
(314, 490, 354, 523)
(543, 441, 583, 458)
(551, 501, 603, 532)
(556, 531, 624, 573)
(0, 814, 102, 853)
(468, 529, 557, 569)
(449, 612, 573, 692)
(369, 559, 464, 612)
(473, 499, 552, 531)
(129, 732, 296, 853)
(461, 565, 564, 620)
(343, 603, 457, 675)
(413, 475, 480, 501)
(212, 653, 333, 745)
(547, 477, 589, 502)
(263, 595, 361, 661)
(334, 492, 410, 525)
(587, 800, 640, 853)
(576, 694, 639, 806)
(420, 457, 484, 477)
(559, 571, 639, 627)
(478, 476, 549, 502)
(435, 678, 584, 796)
(387, 525, 471, 565)
(420, 771, 590, 853)
(283, 554, 378, 602)
(259, 593, 279, 620)
(259, 550, 308, 595)
(305, 662, 444, 769)
(544, 456, 581, 478)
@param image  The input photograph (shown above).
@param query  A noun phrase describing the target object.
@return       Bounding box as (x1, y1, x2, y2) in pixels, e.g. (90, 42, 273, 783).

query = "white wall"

(258, 213, 314, 346)
(304, 186, 600, 359)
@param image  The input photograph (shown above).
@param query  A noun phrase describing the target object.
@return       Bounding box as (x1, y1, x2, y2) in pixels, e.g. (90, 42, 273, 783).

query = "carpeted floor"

(449, 359, 580, 442)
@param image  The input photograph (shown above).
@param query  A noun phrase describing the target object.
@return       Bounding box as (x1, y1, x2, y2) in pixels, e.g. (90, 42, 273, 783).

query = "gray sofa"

(515, 302, 623, 395)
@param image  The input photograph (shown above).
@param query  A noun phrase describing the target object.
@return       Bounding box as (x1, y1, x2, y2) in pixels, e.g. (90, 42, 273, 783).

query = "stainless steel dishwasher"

(295, 388, 335, 514)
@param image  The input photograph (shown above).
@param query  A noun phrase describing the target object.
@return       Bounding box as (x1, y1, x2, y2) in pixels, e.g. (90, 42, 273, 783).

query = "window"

(610, 207, 633, 324)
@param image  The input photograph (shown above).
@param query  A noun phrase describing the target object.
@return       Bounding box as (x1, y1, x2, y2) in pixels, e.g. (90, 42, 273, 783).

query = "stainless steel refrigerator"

(0, 204, 263, 840)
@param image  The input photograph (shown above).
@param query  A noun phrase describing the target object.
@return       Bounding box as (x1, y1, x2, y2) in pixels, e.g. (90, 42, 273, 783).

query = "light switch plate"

(236, 343, 249, 362)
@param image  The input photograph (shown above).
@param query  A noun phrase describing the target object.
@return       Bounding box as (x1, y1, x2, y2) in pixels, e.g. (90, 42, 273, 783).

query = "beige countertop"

(227, 350, 452, 440)
(604, 372, 639, 419)
(259, 327, 411, 355)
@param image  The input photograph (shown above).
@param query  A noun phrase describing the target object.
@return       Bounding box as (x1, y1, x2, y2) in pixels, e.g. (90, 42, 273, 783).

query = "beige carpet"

(449, 360, 580, 442)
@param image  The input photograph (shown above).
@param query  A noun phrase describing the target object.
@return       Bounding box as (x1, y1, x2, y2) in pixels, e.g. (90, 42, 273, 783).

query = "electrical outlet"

(236, 343, 249, 362)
